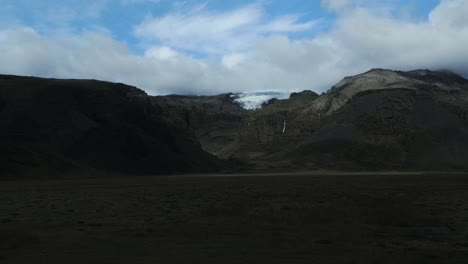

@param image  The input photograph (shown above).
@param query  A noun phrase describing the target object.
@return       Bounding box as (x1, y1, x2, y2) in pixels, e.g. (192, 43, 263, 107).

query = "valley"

(2, 1, 468, 263)
(2, 69, 468, 178)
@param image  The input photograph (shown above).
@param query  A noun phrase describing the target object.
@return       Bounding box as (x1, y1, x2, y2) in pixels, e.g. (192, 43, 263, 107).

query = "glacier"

(232, 91, 290, 110)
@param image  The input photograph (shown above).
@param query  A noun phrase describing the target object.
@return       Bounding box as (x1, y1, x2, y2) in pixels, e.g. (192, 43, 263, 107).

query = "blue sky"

(0, 0, 439, 53)
(0, 0, 466, 95)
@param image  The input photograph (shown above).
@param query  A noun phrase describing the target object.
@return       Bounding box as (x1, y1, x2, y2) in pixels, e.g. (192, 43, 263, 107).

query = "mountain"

(1, 69, 468, 178)
(0, 75, 223, 179)
(231, 91, 290, 110)
(233, 69, 468, 170)
(151, 93, 247, 159)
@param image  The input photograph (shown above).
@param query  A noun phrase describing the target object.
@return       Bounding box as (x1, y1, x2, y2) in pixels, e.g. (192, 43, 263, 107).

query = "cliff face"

(0, 75, 222, 178)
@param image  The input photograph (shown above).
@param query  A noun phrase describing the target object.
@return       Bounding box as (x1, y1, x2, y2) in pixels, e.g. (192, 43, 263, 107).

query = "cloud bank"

(0, 0, 468, 95)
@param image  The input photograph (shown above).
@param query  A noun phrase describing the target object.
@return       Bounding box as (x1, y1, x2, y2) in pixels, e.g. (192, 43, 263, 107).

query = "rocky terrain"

(1, 69, 468, 178)
(1, 172, 468, 263)
(233, 69, 468, 170)
(2, 70, 468, 263)
(0, 75, 223, 179)
(152, 93, 246, 159)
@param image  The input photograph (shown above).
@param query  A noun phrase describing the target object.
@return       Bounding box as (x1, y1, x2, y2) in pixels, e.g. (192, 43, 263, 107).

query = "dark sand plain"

(1, 172, 468, 263)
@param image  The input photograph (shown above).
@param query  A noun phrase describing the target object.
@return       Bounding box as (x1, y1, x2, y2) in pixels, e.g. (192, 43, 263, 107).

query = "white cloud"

(429, 0, 468, 29)
(222, 53, 246, 68)
(0, 1, 468, 97)
(322, 1, 468, 74)
(133, 4, 317, 55)
(145, 46, 179, 60)
(0, 27, 228, 95)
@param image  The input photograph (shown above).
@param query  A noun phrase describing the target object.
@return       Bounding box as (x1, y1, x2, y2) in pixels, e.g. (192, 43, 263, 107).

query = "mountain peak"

(289, 90, 319, 99)
(308, 69, 468, 115)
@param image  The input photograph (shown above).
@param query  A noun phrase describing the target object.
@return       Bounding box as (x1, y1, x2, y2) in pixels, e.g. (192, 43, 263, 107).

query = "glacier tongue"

(232, 91, 289, 110)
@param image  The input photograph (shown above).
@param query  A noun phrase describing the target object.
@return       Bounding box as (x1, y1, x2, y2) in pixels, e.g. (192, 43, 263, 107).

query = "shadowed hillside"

(152, 93, 246, 159)
(0, 75, 223, 179)
(233, 69, 468, 170)
(1, 69, 468, 178)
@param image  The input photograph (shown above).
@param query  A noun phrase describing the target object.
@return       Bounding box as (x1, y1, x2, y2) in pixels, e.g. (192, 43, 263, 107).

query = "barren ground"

(1, 172, 468, 263)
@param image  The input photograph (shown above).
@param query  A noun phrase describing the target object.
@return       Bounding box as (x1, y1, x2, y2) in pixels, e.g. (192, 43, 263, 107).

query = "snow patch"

(232, 91, 289, 110)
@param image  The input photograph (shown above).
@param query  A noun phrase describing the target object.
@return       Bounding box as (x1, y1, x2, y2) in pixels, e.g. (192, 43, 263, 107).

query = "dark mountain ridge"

(0, 75, 223, 179)
(1, 69, 468, 178)
(233, 69, 468, 170)
(151, 93, 246, 158)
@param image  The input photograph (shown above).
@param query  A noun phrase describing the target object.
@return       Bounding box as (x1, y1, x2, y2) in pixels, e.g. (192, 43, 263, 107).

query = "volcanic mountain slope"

(233, 90, 320, 162)
(0, 75, 223, 179)
(152, 93, 247, 159)
(234, 69, 468, 170)
(1, 69, 468, 177)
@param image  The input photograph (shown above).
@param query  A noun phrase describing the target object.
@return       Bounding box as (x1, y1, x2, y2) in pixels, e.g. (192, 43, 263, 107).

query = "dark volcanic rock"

(399, 69, 468, 89)
(233, 69, 468, 170)
(2, 69, 468, 175)
(0, 75, 222, 179)
(234, 90, 321, 165)
(152, 93, 247, 159)
(289, 90, 319, 99)
(293, 88, 468, 170)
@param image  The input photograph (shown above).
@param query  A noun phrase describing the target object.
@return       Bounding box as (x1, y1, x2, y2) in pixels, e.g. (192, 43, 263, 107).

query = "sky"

(0, 0, 466, 95)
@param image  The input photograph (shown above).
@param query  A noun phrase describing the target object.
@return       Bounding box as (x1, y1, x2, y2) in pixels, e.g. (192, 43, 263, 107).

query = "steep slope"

(0, 75, 223, 179)
(305, 69, 468, 116)
(234, 90, 320, 164)
(294, 87, 468, 170)
(152, 94, 247, 159)
(2, 69, 467, 175)
(306, 69, 422, 115)
(234, 69, 468, 170)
